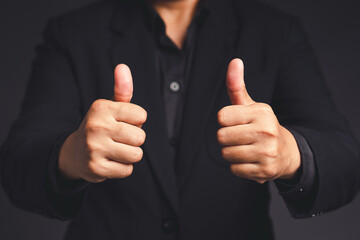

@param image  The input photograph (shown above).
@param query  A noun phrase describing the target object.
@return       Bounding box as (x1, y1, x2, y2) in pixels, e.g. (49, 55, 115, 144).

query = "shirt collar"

(142, 0, 209, 35)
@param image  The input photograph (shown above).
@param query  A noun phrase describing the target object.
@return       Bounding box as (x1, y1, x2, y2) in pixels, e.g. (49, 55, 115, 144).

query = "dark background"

(0, 0, 359, 239)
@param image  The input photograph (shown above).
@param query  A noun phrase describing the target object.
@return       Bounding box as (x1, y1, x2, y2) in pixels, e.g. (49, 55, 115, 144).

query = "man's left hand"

(217, 58, 301, 184)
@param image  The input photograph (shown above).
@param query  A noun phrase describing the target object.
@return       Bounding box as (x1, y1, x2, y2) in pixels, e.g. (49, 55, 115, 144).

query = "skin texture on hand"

(59, 59, 300, 185)
(217, 59, 301, 184)
(58, 64, 147, 183)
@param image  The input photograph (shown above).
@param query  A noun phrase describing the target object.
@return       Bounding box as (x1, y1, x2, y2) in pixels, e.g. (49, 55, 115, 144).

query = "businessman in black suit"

(1, 0, 359, 239)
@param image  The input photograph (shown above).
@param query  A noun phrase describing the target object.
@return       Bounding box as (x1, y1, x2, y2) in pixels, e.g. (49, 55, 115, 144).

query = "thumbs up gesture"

(217, 59, 301, 183)
(58, 64, 147, 183)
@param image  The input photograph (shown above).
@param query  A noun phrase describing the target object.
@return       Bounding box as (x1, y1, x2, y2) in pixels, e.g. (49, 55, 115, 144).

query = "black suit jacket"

(1, 0, 360, 239)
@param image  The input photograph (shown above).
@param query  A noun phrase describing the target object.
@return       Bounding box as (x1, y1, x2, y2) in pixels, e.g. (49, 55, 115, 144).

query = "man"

(1, 0, 359, 239)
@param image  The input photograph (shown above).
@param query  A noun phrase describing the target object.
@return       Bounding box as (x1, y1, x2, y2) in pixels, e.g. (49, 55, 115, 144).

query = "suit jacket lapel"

(109, 1, 179, 213)
(176, 0, 241, 189)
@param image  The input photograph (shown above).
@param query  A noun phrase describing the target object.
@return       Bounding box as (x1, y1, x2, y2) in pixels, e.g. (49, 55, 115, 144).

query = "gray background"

(0, 0, 359, 239)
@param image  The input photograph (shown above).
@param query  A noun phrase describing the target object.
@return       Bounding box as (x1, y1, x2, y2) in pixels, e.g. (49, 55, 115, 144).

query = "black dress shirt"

(143, 1, 317, 198)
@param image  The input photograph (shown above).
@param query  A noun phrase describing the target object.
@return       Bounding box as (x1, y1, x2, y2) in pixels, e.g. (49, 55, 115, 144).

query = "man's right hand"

(58, 64, 147, 183)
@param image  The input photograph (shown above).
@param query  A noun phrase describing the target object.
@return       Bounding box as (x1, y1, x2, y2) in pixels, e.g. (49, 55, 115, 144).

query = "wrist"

(279, 126, 301, 180)
(58, 131, 82, 180)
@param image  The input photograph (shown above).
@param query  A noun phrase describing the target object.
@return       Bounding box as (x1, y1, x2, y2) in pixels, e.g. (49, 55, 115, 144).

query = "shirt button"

(162, 218, 178, 233)
(299, 188, 304, 192)
(169, 81, 180, 92)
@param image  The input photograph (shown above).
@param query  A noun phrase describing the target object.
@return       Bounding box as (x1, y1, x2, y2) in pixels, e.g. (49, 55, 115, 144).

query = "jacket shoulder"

(50, 0, 117, 39)
(237, 0, 297, 30)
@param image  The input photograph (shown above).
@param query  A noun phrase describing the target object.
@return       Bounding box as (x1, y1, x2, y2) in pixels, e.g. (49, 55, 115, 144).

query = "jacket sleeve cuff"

(46, 132, 90, 219)
(275, 127, 317, 200)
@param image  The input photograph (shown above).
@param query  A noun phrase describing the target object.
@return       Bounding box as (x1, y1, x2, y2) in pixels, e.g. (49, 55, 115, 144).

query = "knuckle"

(135, 129, 146, 146)
(266, 125, 279, 137)
(217, 107, 229, 125)
(260, 165, 277, 179)
(132, 105, 147, 123)
(217, 109, 225, 125)
(86, 160, 100, 175)
(91, 99, 108, 111)
(257, 103, 273, 115)
(221, 147, 230, 159)
(85, 121, 105, 133)
(264, 143, 279, 159)
(230, 164, 245, 178)
(139, 108, 148, 123)
(85, 139, 102, 154)
(229, 164, 239, 176)
(85, 161, 108, 183)
(120, 165, 134, 178)
(131, 147, 144, 162)
(217, 129, 227, 144)
(258, 125, 278, 138)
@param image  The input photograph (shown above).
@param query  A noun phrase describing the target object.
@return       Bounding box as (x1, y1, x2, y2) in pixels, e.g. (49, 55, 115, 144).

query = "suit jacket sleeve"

(0, 18, 88, 220)
(272, 17, 360, 218)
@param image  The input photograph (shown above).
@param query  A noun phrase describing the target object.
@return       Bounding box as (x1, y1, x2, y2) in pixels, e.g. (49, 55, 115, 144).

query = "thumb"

(226, 58, 255, 105)
(113, 64, 133, 103)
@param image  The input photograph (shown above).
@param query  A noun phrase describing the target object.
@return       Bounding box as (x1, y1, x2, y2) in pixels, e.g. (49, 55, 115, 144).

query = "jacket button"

(162, 218, 178, 233)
